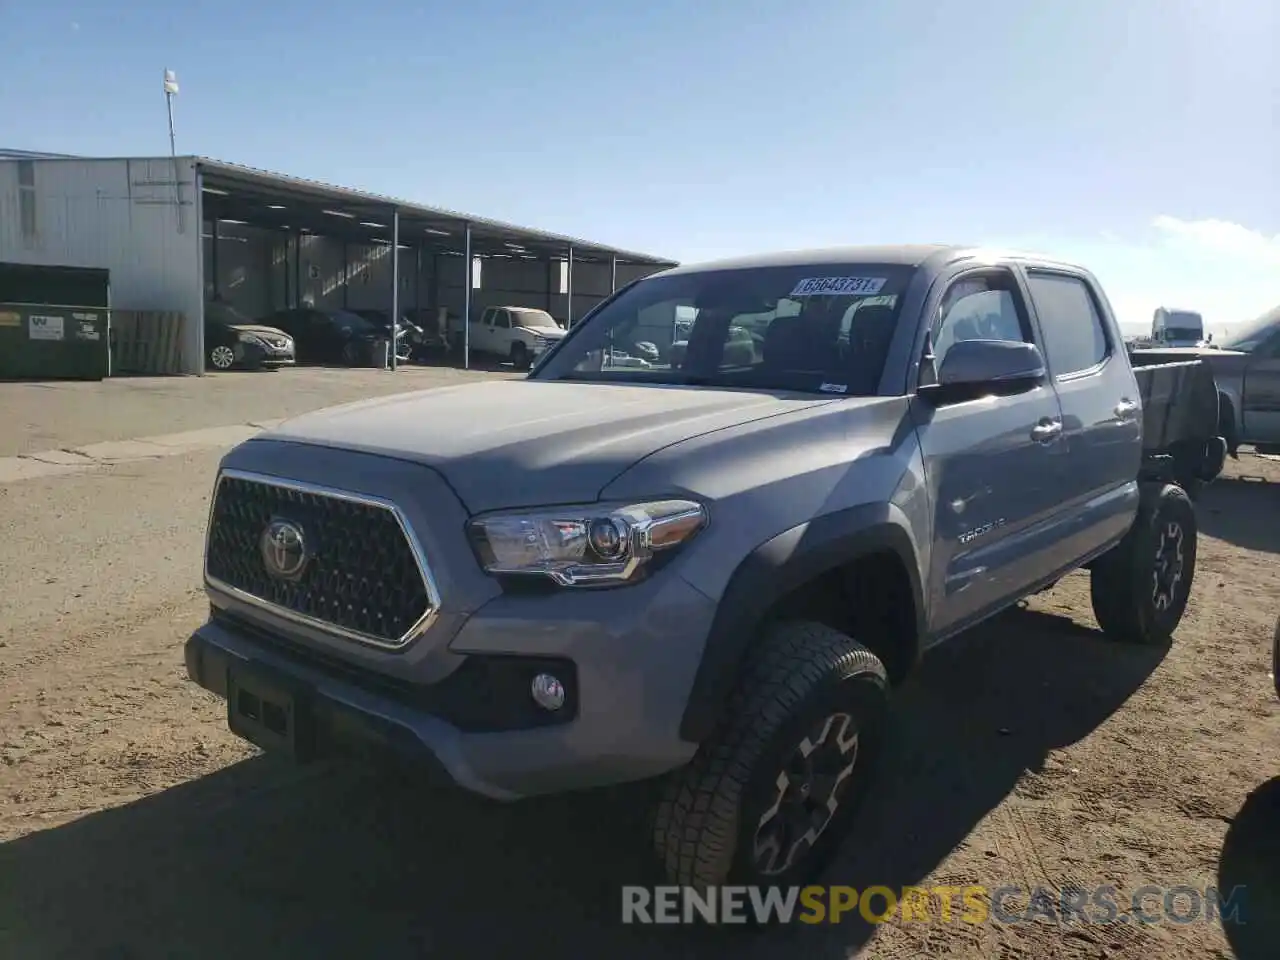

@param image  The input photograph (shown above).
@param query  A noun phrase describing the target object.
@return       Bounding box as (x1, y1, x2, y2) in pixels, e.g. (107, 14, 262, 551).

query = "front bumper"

(242, 341, 296, 367)
(188, 570, 711, 800)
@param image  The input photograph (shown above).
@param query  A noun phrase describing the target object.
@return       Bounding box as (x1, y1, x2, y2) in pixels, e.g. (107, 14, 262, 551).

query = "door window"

(1025, 272, 1111, 377)
(493, 310, 511, 329)
(932, 272, 1030, 367)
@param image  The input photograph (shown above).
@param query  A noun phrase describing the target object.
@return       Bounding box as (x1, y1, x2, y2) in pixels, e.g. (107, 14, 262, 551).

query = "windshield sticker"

(790, 276, 887, 297)
(818, 382, 849, 393)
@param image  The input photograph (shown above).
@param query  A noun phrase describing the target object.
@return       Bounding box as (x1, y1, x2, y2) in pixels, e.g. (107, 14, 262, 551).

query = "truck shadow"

(1199, 474, 1280, 555)
(0, 605, 1164, 960)
(1217, 776, 1280, 959)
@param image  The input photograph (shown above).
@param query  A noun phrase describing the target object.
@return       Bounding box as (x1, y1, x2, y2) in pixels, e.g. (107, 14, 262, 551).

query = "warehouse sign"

(28, 314, 65, 341)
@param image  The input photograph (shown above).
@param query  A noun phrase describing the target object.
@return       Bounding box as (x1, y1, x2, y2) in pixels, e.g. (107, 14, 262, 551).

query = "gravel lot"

(0, 441, 1277, 959)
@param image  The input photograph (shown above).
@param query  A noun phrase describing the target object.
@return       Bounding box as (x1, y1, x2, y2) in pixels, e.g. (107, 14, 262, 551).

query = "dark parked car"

(351, 308, 420, 361)
(256, 307, 385, 366)
(204, 300, 295, 371)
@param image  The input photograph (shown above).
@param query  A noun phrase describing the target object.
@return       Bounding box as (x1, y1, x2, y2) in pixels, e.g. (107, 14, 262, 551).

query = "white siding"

(0, 156, 204, 373)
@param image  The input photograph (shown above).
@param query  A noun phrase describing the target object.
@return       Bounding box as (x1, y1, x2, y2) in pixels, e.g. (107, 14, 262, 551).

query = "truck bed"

(1128, 352, 1220, 455)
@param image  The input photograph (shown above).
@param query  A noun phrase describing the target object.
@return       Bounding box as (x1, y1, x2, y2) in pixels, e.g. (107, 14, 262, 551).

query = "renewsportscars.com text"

(621, 884, 1248, 925)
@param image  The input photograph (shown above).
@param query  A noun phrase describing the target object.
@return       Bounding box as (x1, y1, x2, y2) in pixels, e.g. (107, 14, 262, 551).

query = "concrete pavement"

(0, 363, 514, 483)
(1, 364, 513, 459)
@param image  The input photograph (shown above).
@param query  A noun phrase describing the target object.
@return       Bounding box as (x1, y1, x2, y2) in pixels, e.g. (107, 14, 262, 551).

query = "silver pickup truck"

(185, 244, 1224, 891)
(1133, 305, 1280, 455)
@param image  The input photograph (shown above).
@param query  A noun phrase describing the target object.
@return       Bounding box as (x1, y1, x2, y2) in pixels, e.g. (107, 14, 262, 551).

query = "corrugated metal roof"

(195, 156, 677, 266)
(0, 148, 85, 159)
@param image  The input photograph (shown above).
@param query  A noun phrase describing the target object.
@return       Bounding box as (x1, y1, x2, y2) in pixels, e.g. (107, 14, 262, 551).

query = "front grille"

(204, 471, 436, 648)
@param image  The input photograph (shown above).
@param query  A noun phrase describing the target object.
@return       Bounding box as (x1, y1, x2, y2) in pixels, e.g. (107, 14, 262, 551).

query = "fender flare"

(678, 503, 925, 744)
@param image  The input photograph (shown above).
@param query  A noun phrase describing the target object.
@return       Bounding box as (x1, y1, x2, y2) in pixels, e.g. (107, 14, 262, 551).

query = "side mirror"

(927, 339, 1047, 394)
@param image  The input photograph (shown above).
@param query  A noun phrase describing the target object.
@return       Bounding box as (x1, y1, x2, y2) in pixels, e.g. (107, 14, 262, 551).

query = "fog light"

(531, 673, 566, 711)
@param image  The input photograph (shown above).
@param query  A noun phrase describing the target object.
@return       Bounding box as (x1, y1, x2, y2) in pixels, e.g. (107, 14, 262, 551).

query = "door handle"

(1031, 419, 1062, 443)
(1114, 398, 1139, 420)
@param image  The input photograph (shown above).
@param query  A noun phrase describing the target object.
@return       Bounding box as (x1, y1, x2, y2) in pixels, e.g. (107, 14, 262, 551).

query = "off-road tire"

(1089, 482, 1197, 645)
(652, 620, 889, 891)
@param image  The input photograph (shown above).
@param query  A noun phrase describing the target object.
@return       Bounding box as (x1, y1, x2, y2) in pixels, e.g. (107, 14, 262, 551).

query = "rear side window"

(1026, 273, 1110, 376)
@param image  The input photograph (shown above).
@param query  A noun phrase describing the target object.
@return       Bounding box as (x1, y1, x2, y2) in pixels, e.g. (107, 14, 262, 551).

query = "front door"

(1242, 331, 1280, 444)
(915, 267, 1069, 640)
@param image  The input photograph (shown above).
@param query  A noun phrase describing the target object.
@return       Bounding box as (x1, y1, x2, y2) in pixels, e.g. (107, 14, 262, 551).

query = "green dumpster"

(0, 262, 111, 380)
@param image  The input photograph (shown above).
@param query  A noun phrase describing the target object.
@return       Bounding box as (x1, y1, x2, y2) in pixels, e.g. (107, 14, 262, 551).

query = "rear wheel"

(208, 344, 236, 370)
(1090, 483, 1197, 645)
(652, 620, 889, 890)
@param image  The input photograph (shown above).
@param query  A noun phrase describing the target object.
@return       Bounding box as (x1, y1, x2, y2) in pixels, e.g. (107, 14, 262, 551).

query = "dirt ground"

(1, 452, 1278, 959)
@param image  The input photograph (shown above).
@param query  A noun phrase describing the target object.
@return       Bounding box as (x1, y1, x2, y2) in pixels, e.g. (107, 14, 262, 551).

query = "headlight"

(467, 499, 707, 586)
(238, 332, 266, 348)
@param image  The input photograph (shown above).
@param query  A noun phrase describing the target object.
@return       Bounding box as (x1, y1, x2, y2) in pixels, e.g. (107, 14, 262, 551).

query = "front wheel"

(208, 344, 236, 370)
(652, 620, 889, 890)
(1090, 483, 1197, 645)
(510, 342, 530, 369)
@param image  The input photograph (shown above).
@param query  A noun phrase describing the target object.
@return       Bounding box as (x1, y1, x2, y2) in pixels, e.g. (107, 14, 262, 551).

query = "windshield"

(1161, 327, 1202, 341)
(511, 308, 558, 329)
(532, 263, 917, 395)
(1222, 305, 1280, 352)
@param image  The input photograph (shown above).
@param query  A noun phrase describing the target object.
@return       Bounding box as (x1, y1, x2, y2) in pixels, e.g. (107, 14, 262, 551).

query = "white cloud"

(1151, 215, 1280, 267)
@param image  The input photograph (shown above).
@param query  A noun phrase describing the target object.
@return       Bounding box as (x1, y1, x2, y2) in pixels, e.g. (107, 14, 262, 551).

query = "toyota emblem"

(260, 518, 309, 580)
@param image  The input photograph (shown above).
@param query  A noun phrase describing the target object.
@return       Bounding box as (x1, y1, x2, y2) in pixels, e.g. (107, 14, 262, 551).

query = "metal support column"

(341, 242, 349, 308)
(610, 255, 617, 293)
(566, 244, 575, 328)
(414, 245, 422, 329)
(210, 219, 221, 298)
(463, 224, 473, 370)
(293, 231, 302, 308)
(389, 209, 400, 371)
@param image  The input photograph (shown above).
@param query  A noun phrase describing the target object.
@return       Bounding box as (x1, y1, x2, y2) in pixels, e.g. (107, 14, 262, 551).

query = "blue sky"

(2, 0, 1276, 336)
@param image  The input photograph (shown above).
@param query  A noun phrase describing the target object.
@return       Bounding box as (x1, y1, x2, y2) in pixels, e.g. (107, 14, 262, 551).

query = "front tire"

(652, 620, 889, 890)
(510, 342, 530, 369)
(208, 344, 236, 370)
(1089, 483, 1197, 645)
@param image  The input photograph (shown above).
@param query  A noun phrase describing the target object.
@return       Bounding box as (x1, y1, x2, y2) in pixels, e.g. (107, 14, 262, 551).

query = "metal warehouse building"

(0, 151, 676, 374)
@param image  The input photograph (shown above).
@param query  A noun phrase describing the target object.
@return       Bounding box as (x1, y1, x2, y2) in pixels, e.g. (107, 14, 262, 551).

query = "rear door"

(1242, 329, 1280, 443)
(1020, 267, 1142, 563)
(914, 265, 1070, 639)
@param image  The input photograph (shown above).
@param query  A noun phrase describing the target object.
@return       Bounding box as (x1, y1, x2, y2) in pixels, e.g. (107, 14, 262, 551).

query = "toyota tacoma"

(186, 244, 1225, 890)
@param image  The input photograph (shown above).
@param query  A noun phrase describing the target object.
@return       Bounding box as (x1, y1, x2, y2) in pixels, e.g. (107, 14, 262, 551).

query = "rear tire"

(1090, 483, 1197, 645)
(652, 620, 889, 891)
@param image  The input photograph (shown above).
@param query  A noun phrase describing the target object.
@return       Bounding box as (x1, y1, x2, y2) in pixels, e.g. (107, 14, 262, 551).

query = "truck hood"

(522, 325, 565, 338)
(260, 379, 839, 513)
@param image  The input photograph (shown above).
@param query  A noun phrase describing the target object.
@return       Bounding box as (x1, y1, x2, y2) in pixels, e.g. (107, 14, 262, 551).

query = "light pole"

(163, 69, 181, 229)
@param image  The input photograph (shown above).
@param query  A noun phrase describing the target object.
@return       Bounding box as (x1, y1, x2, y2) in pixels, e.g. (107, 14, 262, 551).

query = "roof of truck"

(655, 244, 1087, 276)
